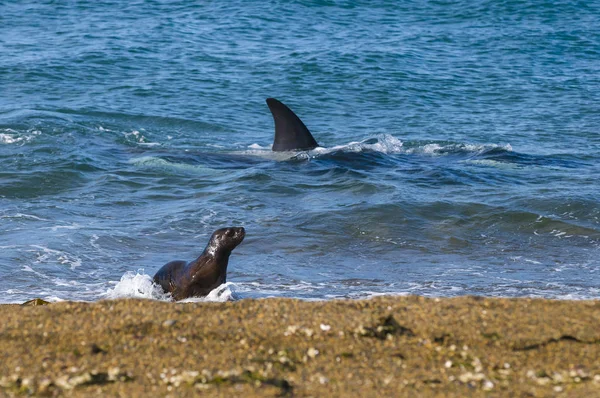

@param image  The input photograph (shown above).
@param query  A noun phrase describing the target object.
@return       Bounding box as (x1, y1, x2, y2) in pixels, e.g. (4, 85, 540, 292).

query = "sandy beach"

(1, 296, 599, 397)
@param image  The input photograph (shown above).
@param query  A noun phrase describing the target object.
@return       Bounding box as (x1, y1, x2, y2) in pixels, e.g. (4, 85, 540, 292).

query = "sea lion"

(153, 227, 245, 300)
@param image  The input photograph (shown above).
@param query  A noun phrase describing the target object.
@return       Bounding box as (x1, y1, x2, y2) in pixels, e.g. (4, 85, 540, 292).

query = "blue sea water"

(1, 1, 599, 303)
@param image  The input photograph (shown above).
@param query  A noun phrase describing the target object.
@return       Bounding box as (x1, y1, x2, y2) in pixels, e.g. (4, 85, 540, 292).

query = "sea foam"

(104, 270, 235, 302)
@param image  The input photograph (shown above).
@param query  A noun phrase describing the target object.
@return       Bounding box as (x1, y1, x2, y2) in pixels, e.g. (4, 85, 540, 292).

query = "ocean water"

(1, 1, 599, 303)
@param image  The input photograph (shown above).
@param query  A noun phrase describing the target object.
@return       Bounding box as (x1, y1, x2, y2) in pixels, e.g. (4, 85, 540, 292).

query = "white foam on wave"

(312, 134, 404, 155)
(47, 223, 81, 232)
(21, 264, 86, 287)
(1, 213, 49, 221)
(103, 270, 235, 302)
(406, 142, 513, 156)
(509, 256, 542, 264)
(0, 129, 41, 145)
(243, 134, 404, 160)
(0, 133, 22, 144)
(123, 130, 161, 147)
(29, 245, 82, 270)
(9, 261, 105, 303)
(1, 290, 62, 305)
(463, 159, 519, 169)
(244, 135, 510, 159)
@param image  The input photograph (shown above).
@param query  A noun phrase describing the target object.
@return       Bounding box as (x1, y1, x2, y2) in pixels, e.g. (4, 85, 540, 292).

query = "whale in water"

(132, 98, 321, 169)
(266, 98, 319, 152)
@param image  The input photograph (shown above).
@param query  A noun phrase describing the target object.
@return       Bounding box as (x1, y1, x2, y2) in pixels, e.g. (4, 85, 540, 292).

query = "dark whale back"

(267, 98, 319, 152)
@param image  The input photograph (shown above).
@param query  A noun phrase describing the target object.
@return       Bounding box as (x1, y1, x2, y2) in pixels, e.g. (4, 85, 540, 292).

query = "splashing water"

(104, 270, 235, 303)
(104, 270, 170, 301)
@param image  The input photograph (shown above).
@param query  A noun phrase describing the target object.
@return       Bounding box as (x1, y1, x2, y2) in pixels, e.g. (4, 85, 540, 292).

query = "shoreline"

(1, 296, 599, 397)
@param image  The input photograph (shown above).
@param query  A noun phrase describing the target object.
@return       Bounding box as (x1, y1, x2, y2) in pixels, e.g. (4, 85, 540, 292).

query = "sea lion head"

(206, 226, 245, 255)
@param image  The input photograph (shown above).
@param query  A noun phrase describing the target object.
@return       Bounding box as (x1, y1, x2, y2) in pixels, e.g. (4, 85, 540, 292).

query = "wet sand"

(1, 296, 599, 397)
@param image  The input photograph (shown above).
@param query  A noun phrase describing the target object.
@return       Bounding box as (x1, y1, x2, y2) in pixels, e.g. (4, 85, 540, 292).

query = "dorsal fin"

(266, 98, 318, 152)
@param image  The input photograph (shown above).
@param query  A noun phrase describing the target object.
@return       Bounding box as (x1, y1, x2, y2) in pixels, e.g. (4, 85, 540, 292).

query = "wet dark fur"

(153, 227, 245, 300)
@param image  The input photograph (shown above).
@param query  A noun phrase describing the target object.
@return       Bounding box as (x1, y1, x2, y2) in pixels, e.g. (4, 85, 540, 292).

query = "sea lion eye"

(226, 229, 234, 237)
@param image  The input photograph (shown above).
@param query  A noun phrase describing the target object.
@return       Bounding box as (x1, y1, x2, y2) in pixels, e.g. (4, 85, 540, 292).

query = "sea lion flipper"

(267, 98, 318, 152)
